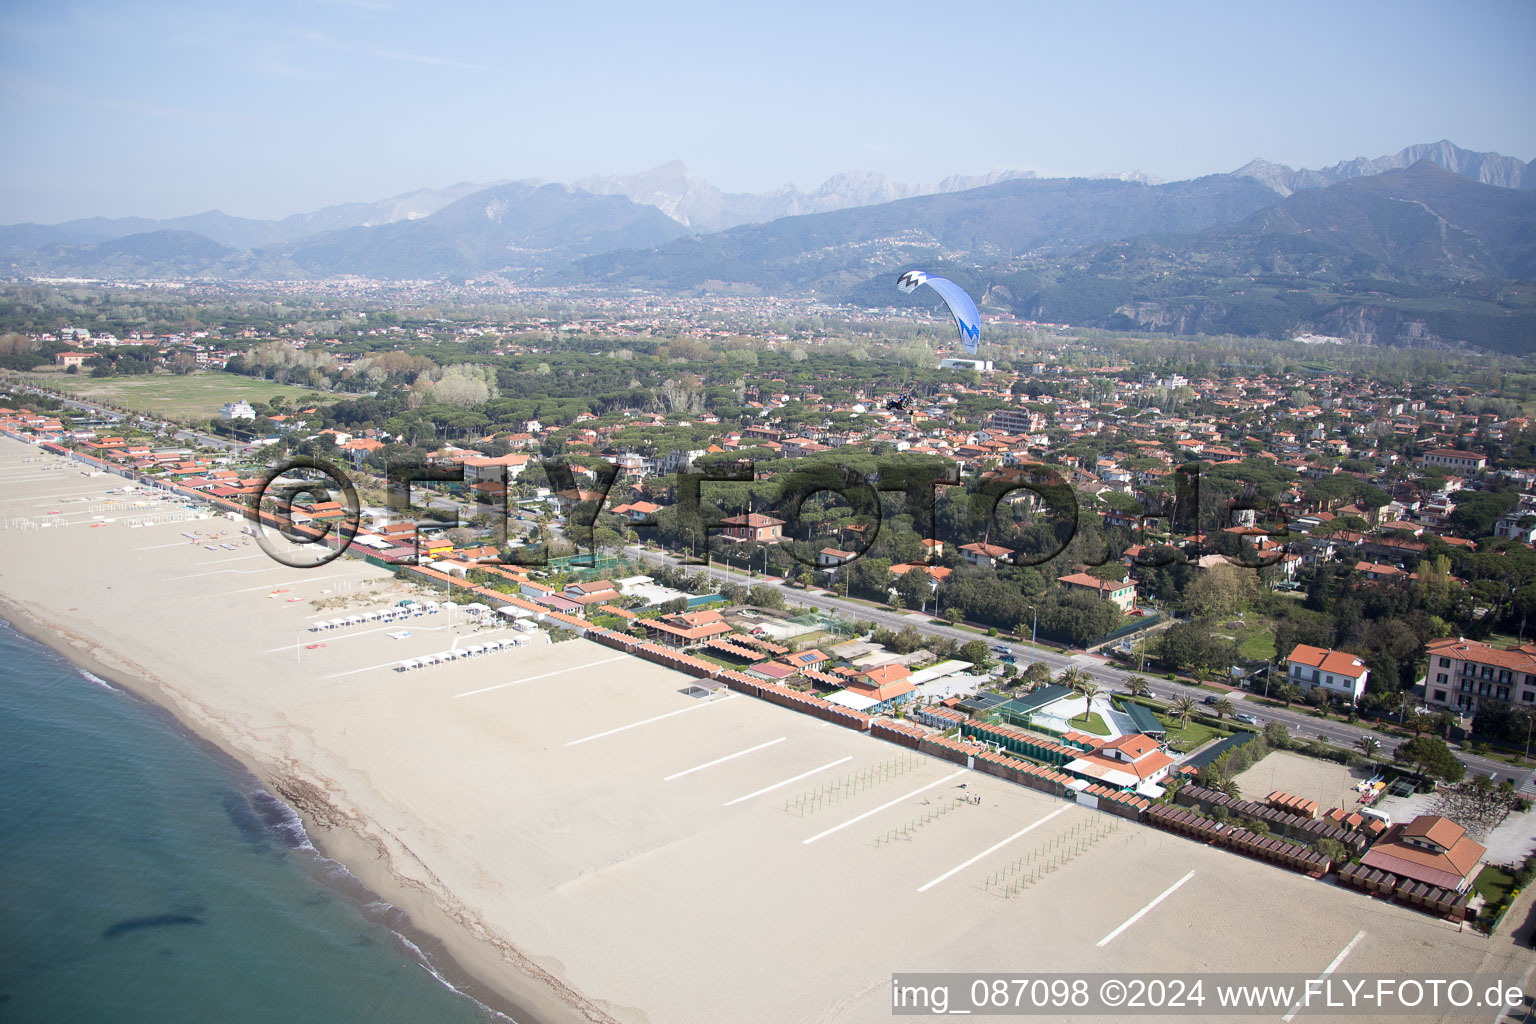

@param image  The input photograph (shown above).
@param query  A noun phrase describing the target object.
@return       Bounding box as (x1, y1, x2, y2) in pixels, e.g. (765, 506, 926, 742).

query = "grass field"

(33, 370, 334, 421)
(1158, 714, 1227, 753)
(1216, 616, 1277, 662)
(1237, 624, 1277, 661)
(1472, 865, 1517, 911)
(1066, 711, 1110, 735)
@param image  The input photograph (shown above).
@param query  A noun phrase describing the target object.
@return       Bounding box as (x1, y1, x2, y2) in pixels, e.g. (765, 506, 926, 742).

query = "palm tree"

(1077, 681, 1102, 723)
(1124, 674, 1152, 698)
(1217, 777, 1242, 799)
(1355, 736, 1381, 762)
(1172, 695, 1197, 729)
(1057, 667, 1089, 692)
(1213, 697, 1235, 720)
(1278, 684, 1301, 708)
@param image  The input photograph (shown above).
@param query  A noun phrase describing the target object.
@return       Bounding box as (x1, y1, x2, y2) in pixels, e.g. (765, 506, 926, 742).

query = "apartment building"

(1423, 637, 1536, 715)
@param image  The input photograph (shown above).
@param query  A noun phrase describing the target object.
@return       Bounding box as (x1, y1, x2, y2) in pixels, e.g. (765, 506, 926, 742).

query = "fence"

(1098, 611, 1164, 646)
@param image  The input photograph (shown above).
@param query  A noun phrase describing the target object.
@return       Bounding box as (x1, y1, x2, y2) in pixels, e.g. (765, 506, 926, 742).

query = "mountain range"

(985, 163, 1536, 353)
(1231, 140, 1535, 197)
(5, 141, 1534, 351)
(557, 174, 1285, 293)
(574, 162, 1046, 232)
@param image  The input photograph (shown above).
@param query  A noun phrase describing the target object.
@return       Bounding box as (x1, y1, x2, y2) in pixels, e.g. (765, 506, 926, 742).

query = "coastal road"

(623, 544, 1532, 788)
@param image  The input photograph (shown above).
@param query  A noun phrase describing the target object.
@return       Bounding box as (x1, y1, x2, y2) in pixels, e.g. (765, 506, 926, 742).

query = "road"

(625, 544, 1532, 787)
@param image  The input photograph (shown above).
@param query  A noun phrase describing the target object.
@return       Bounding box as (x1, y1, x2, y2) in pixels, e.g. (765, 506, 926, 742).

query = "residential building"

(1284, 644, 1371, 704)
(1419, 449, 1486, 474)
(959, 541, 1013, 567)
(1494, 512, 1536, 544)
(1423, 637, 1536, 715)
(459, 453, 531, 483)
(986, 407, 1045, 435)
(817, 547, 855, 567)
(610, 500, 662, 523)
(720, 512, 784, 542)
(1056, 572, 1136, 613)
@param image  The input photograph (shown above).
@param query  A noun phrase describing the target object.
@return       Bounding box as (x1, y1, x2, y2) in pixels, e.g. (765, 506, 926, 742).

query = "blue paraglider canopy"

(896, 270, 981, 354)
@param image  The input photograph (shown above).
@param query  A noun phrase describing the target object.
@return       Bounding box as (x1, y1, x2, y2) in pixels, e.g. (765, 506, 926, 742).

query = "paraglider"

(896, 270, 981, 354)
(885, 384, 917, 412)
(883, 270, 982, 412)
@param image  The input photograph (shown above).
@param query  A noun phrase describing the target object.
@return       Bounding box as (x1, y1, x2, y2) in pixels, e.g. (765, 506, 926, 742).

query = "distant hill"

(984, 163, 1536, 351)
(1233, 140, 1535, 196)
(556, 174, 1285, 293)
(8, 183, 688, 281)
(0, 181, 508, 256)
(23, 230, 236, 278)
(280, 182, 689, 278)
(1215, 161, 1536, 279)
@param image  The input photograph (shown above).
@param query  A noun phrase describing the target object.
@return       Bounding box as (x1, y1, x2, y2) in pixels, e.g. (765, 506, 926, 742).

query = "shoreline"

(0, 595, 611, 1024)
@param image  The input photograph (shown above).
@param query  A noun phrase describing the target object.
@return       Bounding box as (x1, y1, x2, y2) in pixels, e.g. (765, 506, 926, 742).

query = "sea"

(0, 615, 506, 1024)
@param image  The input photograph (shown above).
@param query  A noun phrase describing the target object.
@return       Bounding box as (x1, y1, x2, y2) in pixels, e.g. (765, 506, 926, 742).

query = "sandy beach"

(2, 436, 1530, 1024)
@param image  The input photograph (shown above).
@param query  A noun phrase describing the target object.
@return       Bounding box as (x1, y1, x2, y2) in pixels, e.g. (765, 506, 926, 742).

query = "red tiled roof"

(1286, 644, 1368, 679)
(1425, 637, 1536, 674)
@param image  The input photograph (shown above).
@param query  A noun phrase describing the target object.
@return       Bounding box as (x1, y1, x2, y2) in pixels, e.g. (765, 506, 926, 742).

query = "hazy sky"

(2, 0, 1533, 223)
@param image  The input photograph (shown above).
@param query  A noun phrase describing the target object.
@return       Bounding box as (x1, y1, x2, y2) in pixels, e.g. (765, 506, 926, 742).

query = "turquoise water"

(0, 616, 505, 1024)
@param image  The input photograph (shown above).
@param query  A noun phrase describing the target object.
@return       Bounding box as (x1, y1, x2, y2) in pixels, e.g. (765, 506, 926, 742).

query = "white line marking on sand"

(917, 805, 1072, 892)
(1282, 930, 1365, 1022)
(565, 694, 740, 745)
(1096, 870, 1197, 947)
(162, 557, 274, 580)
(722, 756, 854, 806)
(801, 770, 967, 845)
(454, 655, 630, 698)
(217, 572, 364, 596)
(137, 540, 199, 550)
(664, 737, 786, 781)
